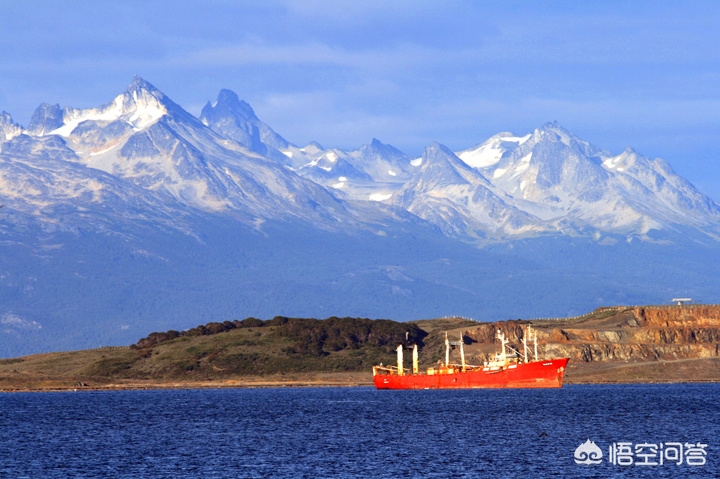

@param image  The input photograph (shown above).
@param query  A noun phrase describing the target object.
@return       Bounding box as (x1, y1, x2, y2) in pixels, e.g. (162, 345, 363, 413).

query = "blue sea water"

(0, 383, 717, 478)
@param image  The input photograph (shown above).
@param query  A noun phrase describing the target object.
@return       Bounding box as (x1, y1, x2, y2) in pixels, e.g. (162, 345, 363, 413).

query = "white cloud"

(1, 313, 42, 331)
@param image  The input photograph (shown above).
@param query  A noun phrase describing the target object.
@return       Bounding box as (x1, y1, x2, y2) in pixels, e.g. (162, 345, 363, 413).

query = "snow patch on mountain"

(38, 77, 169, 139)
(458, 132, 530, 169)
(369, 193, 393, 201)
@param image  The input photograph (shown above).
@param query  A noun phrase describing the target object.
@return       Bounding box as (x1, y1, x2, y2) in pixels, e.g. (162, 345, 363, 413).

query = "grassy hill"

(2, 306, 720, 391)
(0, 316, 429, 389)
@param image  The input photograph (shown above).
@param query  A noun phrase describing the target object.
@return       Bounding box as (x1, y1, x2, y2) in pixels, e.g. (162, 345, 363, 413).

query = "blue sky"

(2, 1, 720, 197)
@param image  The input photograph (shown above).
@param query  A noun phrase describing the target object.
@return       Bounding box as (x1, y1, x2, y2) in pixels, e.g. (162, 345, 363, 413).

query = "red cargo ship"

(373, 327, 569, 389)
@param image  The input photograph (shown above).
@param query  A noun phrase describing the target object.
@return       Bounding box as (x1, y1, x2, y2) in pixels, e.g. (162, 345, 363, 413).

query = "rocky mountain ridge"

(3, 76, 719, 243)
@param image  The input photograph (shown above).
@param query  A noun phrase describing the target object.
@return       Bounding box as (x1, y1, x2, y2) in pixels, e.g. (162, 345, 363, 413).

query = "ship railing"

(444, 362, 484, 372)
(372, 365, 400, 376)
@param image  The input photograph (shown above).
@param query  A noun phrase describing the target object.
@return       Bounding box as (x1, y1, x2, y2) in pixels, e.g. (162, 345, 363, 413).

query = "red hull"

(374, 358, 569, 389)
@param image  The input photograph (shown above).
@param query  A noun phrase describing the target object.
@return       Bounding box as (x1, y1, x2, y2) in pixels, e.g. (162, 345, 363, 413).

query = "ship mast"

(445, 332, 450, 367)
(445, 332, 466, 371)
(397, 344, 404, 376)
(412, 344, 419, 374)
(496, 329, 509, 365)
(521, 325, 540, 362)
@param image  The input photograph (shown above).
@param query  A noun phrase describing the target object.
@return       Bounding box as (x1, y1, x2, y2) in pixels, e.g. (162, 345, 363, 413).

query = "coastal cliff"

(461, 305, 720, 363)
(451, 305, 720, 383)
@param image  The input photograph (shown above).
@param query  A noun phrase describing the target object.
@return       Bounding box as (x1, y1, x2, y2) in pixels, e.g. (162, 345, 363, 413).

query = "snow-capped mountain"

(4, 78, 719, 243)
(392, 142, 548, 238)
(455, 122, 720, 239)
(5, 77, 385, 231)
(4, 76, 720, 357)
(3, 77, 719, 244)
(200, 90, 414, 202)
(287, 139, 415, 202)
(197, 86, 720, 241)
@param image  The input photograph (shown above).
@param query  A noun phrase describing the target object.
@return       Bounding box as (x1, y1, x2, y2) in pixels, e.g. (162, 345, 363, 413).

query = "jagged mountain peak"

(202, 89, 259, 122)
(119, 76, 176, 115)
(359, 138, 407, 160)
(426, 141, 453, 154)
(535, 120, 571, 135)
(457, 132, 531, 170)
(531, 121, 582, 147)
(537, 120, 564, 132)
(25, 78, 179, 139)
(532, 122, 612, 163)
(127, 75, 160, 94)
(0, 111, 23, 142)
(200, 89, 290, 156)
(393, 140, 546, 238)
(368, 138, 399, 152)
(423, 141, 475, 170)
(416, 141, 482, 187)
(28, 103, 64, 135)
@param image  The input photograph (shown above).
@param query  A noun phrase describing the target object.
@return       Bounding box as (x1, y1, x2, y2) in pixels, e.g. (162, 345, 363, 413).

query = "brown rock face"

(461, 306, 720, 364)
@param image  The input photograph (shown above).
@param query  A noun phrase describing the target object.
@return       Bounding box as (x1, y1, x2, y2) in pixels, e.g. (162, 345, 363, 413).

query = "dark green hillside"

(79, 316, 428, 380)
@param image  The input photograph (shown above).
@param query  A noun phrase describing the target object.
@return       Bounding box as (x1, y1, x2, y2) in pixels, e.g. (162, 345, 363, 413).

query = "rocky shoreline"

(3, 357, 720, 392)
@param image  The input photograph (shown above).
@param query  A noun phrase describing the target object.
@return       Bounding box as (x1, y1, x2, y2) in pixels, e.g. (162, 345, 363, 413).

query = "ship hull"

(373, 358, 569, 389)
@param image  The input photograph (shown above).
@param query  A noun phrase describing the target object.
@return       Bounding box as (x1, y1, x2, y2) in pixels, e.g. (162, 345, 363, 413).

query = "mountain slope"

(457, 122, 720, 239)
(199, 91, 418, 201)
(0, 134, 187, 233)
(16, 77, 399, 231)
(392, 142, 547, 238)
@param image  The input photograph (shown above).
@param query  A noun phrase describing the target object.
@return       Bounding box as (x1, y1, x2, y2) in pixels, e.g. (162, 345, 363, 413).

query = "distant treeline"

(135, 316, 427, 356)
